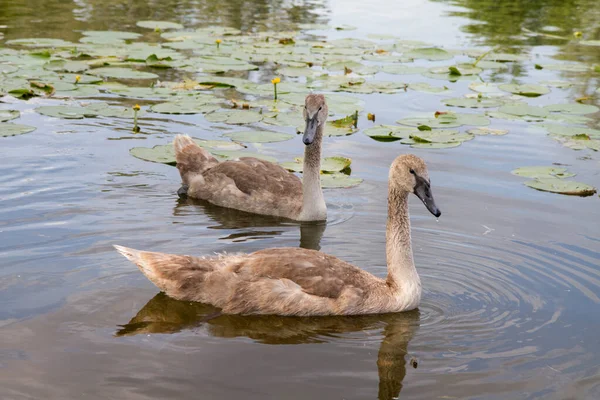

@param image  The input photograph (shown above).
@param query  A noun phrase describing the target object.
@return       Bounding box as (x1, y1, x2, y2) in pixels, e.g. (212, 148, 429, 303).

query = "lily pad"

(398, 112, 489, 128)
(538, 124, 600, 138)
(281, 156, 352, 173)
(223, 130, 294, 143)
(89, 67, 159, 80)
(498, 104, 548, 119)
(539, 64, 590, 72)
(499, 84, 550, 97)
(551, 134, 600, 151)
(0, 123, 36, 137)
(544, 103, 599, 115)
(467, 127, 508, 136)
(320, 173, 363, 189)
(5, 38, 75, 48)
(0, 110, 20, 122)
(150, 99, 220, 114)
(130, 139, 244, 165)
(408, 82, 450, 93)
(137, 21, 184, 30)
(404, 47, 453, 61)
(211, 150, 277, 163)
(381, 65, 426, 75)
(363, 125, 419, 142)
(511, 166, 575, 179)
(205, 110, 264, 125)
(468, 82, 504, 94)
(524, 178, 596, 196)
(410, 129, 474, 145)
(410, 141, 462, 149)
(44, 60, 90, 73)
(443, 97, 503, 108)
(36, 105, 95, 119)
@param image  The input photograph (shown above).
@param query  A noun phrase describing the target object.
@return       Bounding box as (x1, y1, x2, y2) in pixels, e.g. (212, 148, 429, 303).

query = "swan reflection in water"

(117, 293, 419, 400)
(173, 197, 327, 251)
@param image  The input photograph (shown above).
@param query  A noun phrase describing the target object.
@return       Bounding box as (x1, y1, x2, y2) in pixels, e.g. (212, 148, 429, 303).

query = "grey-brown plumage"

(114, 154, 441, 316)
(174, 94, 328, 221)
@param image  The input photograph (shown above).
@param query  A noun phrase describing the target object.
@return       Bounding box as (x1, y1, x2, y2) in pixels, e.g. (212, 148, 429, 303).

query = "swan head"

(390, 154, 441, 218)
(302, 94, 328, 146)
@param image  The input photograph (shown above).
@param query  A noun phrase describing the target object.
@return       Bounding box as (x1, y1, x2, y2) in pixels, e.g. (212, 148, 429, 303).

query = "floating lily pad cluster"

(512, 166, 597, 196)
(1, 20, 599, 194)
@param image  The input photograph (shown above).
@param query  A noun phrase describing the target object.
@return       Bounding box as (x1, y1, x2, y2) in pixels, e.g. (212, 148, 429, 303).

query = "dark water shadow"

(117, 292, 420, 400)
(174, 196, 326, 251)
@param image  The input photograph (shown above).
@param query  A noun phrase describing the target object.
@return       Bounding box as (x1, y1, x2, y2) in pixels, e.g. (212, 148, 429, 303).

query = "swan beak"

(414, 175, 441, 218)
(302, 116, 318, 145)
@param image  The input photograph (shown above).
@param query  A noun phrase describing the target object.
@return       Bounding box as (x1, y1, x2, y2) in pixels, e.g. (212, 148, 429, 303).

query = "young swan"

(174, 94, 328, 221)
(115, 154, 441, 316)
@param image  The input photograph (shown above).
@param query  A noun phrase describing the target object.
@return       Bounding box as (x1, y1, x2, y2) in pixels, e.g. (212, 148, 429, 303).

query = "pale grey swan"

(115, 154, 441, 316)
(175, 94, 328, 221)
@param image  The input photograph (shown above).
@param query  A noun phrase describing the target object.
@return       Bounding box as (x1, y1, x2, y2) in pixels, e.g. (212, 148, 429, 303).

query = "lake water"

(1, 0, 599, 399)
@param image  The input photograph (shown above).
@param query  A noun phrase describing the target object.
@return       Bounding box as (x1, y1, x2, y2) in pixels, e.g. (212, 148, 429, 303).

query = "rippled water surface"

(1, 0, 600, 399)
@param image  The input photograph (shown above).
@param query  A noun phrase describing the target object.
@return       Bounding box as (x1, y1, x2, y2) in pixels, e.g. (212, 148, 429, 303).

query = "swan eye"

(409, 169, 415, 175)
(318, 106, 322, 111)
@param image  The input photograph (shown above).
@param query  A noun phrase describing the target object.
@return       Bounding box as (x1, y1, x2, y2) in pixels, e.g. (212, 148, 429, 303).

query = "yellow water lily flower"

(271, 77, 281, 85)
(133, 104, 141, 111)
(75, 75, 81, 83)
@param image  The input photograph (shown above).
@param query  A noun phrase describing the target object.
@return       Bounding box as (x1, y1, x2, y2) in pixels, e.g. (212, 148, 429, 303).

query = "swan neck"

(299, 124, 326, 220)
(386, 187, 419, 290)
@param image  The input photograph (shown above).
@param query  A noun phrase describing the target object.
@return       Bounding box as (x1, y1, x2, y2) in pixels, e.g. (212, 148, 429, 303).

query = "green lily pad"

(5, 38, 75, 48)
(281, 156, 352, 173)
(404, 47, 453, 61)
(89, 67, 159, 80)
(105, 85, 176, 99)
(36, 105, 95, 119)
(468, 82, 504, 94)
(130, 139, 244, 165)
(410, 129, 474, 144)
(0, 123, 36, 137)
(338, 80, 407, 94)
(499, 84, 550, 97)
(205, 110, 264, 125)
(223, 130, 294, 143)
(544, 103, 599, 115)
(44, 60, 90, 73)
(211, 150, 277, 163)
(410, 141, 462, 149)
(398, 112, 489, 128)
(408, 82, 450, 93)
(538, 124, 600, 138)
(263, 112, 304, 128)
(82, 31, 141, 40)
(363, 125, 419, 141)
(483, 53, 529, 62)
(524, 178, 596, 196)
(511, 166, 575, 179)
(539, 64, 590, 72)
(443, 97, 503, 108)
(467, 127, 508, 136)
(499, 104, 548, 119)
(137, 21, 184, 30)
(0, 110, 20, 122)
(551, 134, 600, 151)
(130, 145, 178, 165)
(150, 99, 220, 114)
(381, 65, 426, 75)
(447, 65, 482, 76)
(320, 173, 363, 189)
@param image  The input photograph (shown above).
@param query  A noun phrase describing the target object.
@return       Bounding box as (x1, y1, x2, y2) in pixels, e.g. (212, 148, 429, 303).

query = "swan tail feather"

(114, 245, 214, 300)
